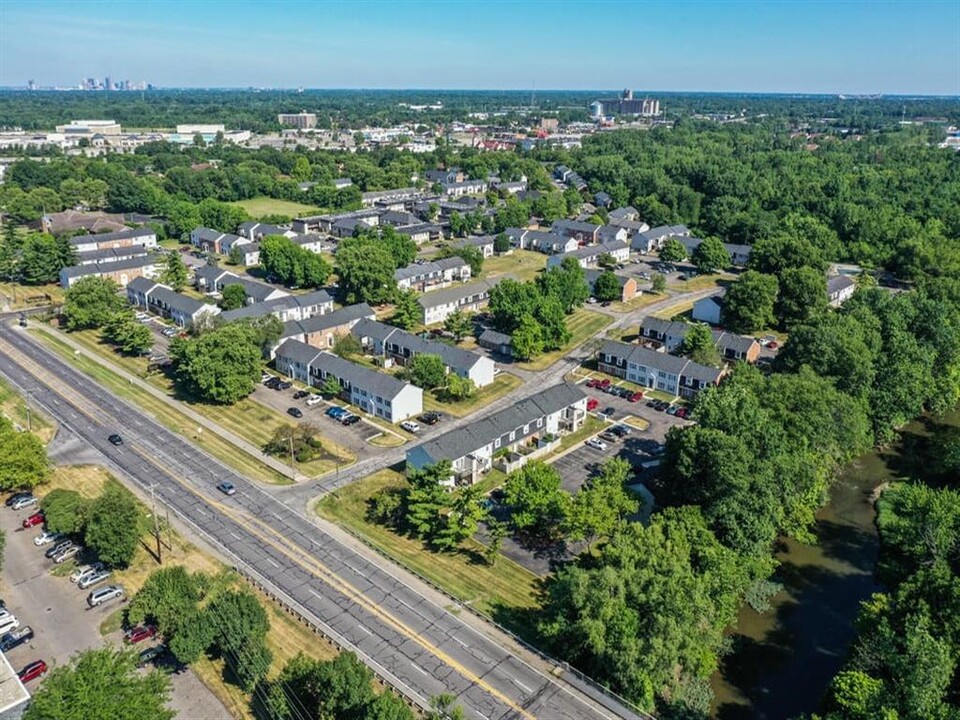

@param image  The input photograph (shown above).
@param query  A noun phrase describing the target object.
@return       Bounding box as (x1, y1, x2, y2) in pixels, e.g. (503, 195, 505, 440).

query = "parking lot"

(0, 495, 229, 717)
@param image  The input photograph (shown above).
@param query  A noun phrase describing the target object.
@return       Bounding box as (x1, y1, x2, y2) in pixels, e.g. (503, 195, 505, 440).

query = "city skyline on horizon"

(1, 0, 958, 95)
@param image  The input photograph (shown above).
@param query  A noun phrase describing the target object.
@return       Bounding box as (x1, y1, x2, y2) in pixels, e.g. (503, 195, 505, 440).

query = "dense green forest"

(1, 89, 958, 132)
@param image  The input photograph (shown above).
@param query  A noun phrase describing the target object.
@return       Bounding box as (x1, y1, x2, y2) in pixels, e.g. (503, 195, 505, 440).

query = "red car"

(18, 660, 46, 683)
(586, 379, 600, 388)
(597, 379, 612, 389)
(768, 341, 779, 349)
(586, 398, 599, 411)
(124, 625, 158, 644)
(21, 511, 44, 529)
(628, 391, 644, 402)
(675, 407, 689, 419)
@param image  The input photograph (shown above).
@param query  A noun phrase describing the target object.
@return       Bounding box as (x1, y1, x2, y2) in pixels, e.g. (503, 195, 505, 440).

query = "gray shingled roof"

(350, 319, 485, 372)
(60, 254, 158, 279)
(411, 383, 585, 464)
(68, 227, 154, 246)
(126, 276, 157, 294)
(827, 275, 855, 294)
(219, 290, 332, 322)
(599, 339, 722, 382)
(310, 351, 411, 400)
(417, 278, 500, 310)
(276, 338, 323, 368)
(282, 303, 375, 337)
(147, 284, 209, 315)
(479, 328, 512, 346)
(75, 245, 149, 263)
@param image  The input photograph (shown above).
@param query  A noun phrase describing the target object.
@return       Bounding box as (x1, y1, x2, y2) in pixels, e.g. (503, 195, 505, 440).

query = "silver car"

(70, 563, 104, 583)
(87, 585, 124, 607)
(78, 570, 111, 589)
(52, 545, 81, 564)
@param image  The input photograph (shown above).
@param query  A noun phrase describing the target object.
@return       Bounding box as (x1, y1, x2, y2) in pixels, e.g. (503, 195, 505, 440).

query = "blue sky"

(1, 1, 958, 93)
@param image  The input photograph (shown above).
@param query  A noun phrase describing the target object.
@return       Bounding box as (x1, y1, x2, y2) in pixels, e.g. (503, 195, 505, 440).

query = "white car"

(162, 327, 177, 337)
(33, 531, 63, 547)
(0, 614, 20, 635)
(71, 563, 104, 584)
(585, 438, 607, 451)
(305, 395, 323, 407)
(400, 421, 420, 433)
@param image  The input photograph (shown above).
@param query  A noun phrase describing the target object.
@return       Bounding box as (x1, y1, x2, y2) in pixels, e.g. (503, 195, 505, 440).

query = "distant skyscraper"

(105, 76, 112, 91)
(27, 79, 36, 91)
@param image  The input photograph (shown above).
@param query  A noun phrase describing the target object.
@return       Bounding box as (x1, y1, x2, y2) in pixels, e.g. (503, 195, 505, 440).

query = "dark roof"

(310, 351, 412, 400)
(283, 303, 375, 337)
(350, 319, 487, 372)
(456, 235, 495, 248)
(74, 245, 149, 263)
(145, 284, 210, 316)
(60, 254, 158, 279)
(68, 226, 154, 246)
(479, 328, 512, 346)
(275, 338, 324, 368)
(411, 383, 585, 464)
(599, 339, 723, 382)
(583, 269, 629, 289)
(220, 275, 285, 303)
(417, 278, 501, 310)
(827, 275, 855, 294)
(126, 276, 158, 293)
(551, 219, 600, 235)
(608, 206, 638, 220)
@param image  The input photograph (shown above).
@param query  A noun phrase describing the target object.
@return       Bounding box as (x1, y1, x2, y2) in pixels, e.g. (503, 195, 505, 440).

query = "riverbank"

(712, 406, 960, 719)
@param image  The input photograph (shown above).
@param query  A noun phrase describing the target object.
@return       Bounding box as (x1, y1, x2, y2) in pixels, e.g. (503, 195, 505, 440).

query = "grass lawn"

(482, 250, 547, 283)
(515, 309, 612, 371)
(556, 415, 607, 453)
(667, 273, 734, 293)
(0, 375, 54, 443)
(422, 372, 522, 417)
(231, 197, 321, 219)
(32, 328, 294, 485)
(49, 327, 356, 479)
(317, 469, 540, 617)
(0, 281, 63, 310)
(39, 466, 336, 720)
(608, 292, 666, 314)
(622, 415, 651, 431)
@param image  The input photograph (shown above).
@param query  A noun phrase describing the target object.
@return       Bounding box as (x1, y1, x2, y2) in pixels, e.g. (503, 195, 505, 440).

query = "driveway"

(0, 494, 231, 719)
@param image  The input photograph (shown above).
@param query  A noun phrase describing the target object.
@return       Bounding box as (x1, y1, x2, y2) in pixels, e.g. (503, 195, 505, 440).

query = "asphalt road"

(0, 323, 640, 720)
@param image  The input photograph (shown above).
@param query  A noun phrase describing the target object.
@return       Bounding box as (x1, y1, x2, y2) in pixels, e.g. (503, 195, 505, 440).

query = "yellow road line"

(0, 335, 540, 720)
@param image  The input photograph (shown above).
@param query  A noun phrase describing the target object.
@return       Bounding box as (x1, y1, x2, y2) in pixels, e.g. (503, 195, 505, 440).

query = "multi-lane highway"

(0, 322, 642, 720)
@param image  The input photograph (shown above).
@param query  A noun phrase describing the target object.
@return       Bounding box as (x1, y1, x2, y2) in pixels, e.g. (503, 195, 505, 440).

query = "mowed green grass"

(422, 372, 523, 417)
(231, 196, 322, 219)
(317, 470, 540, 615)
(482, 250, 547, 282)
(515, 309, 612, 371)
(60, 328, 357, 478)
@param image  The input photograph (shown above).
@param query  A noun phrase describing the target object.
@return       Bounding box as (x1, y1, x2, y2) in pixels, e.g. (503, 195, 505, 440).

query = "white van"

(0, 614, 20, 635)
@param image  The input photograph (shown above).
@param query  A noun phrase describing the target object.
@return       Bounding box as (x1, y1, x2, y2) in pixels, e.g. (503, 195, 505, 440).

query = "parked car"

(21, 511, 44, 528)
(33, 530, 62, 546)
(628, 391, 644, 402)
(586, 398, 599, 411)
(675, 407, 689, 419)
(400, 421, 420, 433)
(597, 379, 611, 389)
(326, 406, 347, 419)
(87, 585, 124, 607)
(261, 373, 273, 383)
(161, 328, 177, 338)
(767, 341, 779, 349)
(71, 563, 104, 584)
(11, 496, 38, 511)
(78, 570, 111, 589)
(17, 660, 46, 683)
(45, 540, 72, 559)
(419, 412, 442, 425)
(217, 482, 236, 496)
(0, 626, 33, 652)
(610, 425, 630, 437)
(585, 378, 600, 388)
(277, 381, 292, 391)
(0, 614, 21, 635)
(6, 492, 32, 508)
(53, 545, 81, 564)
(666, 405, 680, 416)
(264, 377, 281, 389)
(341, 414, 361, 426)
(585, 438, 607, 451)
(599, 432, 618, 443)
(108, 434, 123, 446)
(137, 645, 165, 668)
(287, 407, 303, 419)
(293, 390, 309, 400)
(305, 395, 323, 406)
(601, 407, 616, 417)
(124, 625, 157, 644)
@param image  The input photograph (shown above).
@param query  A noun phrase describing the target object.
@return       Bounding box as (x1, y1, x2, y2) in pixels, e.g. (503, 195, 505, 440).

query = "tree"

(437, 245, 483, 275)
(776, 265, 828, 329)
(651, 272, 667, 293)
(503, 462, 570, 536)
(408, 354, 446, 389)
(127, 566, 204, 637)
(597, 252, 617, 270)
(659, 238, 688, 265)
(535, 295, 571, 349)
(23, 647, 174, 720)
(321, 374, 342, 398)
(484, 519, 508, 566)
(444, 374, 476, 401)
(220, 283, 247, 310)
(443, 309, 472, 342)
(390, 290, 420, 330)
(40, 488, 88, 535)
(84, 485, 141, 568)
(426, 693, 466, 720)
(160, 252, 188, 291)
(102, 313, 153, 355)
(511, 315, 545, 361)
(260, 235, 331, 288)
(489, 278, 542, 332)
(167, 610, 217, 665)
(19, 233, 74, 284)
(169, 323, 262, 404)
(62, 276, 125, 330)
(335, 238, 397, 305)
(332, 332, 362, 359)
(493, 232, 511, 253)
(537, 257, 590, 314)
(681, 323, 721, 366)
(205, 588, 271, 665)
(749, 232, 826, 275)
(692, 237, 731, 274)
(565, 458, 638, 545)
(228, 244, 244, 266)
(592, 271, 622, 302)
(723, 270, 779, 333)
(0, 418, 48, 490)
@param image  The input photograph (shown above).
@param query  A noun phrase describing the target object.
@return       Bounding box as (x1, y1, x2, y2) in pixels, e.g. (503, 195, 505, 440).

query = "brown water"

(711, 407, 960, 720)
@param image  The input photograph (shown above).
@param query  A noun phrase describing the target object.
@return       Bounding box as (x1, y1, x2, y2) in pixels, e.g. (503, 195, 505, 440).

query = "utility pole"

(149, 485, 162, 563)
(164, 505, 173, 553)
(288, 433, 297, 481)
